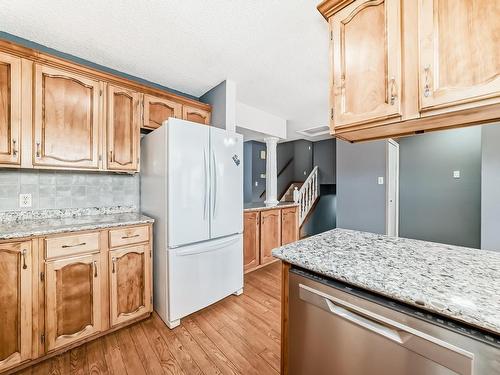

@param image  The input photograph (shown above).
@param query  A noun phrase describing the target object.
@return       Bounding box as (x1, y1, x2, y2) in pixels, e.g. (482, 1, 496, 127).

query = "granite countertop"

(272, 228, 500, 335)
(244, 202, 299, 212)
(0, 207, 154, 240)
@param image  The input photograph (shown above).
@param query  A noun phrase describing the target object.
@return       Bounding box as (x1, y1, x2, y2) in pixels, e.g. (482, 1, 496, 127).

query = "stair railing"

(294, 166, 319, 226)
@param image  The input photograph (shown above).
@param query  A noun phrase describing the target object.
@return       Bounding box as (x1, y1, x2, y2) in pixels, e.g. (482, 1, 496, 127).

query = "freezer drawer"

(289, 269, 500, 375)
(168, 234, 243, 321)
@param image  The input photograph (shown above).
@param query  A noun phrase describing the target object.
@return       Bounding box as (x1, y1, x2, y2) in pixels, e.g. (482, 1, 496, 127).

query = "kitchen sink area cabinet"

(143, 94, 182, 130)
(243, 211, 260, 272)
(318, 0, 500, 142)
(0, 241, 33, 373)
(0, 51, 22, 168)
(106, 84, 141, 172)
(33, 65, 102, 170)
(44, 251, 103, 352)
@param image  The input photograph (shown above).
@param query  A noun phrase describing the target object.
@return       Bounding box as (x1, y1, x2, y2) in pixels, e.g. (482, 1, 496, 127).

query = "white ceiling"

(0, 0, 330, 141)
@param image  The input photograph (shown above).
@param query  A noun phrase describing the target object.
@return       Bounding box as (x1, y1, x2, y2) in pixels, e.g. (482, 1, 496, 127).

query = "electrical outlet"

(378, 177, 384, 185)
(453, 170, 460, 179)
(19, 193, 32, 208)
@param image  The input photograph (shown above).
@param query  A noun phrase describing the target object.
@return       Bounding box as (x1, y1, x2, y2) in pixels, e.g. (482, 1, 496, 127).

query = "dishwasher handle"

(299, 283, 474, 375)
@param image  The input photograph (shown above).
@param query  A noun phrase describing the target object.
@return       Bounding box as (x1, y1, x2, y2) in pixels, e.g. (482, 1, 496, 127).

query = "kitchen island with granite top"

(273, 228, 500, 375)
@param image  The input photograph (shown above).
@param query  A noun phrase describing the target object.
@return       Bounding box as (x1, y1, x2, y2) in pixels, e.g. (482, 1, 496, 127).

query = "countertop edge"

(244, 203, 299, 212)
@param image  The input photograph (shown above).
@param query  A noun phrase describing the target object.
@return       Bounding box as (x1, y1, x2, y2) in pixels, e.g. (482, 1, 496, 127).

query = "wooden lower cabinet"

(45, 252, 103, 351)
(0, 224, 153, 373)
(243, 211, 260, 272)
(0, 241, 32, 372)
(244, 205, 300, 273)
(109, 245, 152, 327)
(260, 209, 282, 265)
(281, 207, 299, 246)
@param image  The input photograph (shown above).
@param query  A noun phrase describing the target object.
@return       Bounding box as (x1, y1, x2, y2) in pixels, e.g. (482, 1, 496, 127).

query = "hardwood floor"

(15, 262, 282, 375)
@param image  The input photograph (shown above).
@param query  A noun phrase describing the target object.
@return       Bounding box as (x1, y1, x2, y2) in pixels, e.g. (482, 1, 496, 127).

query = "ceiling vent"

(296, 125, 330, 137)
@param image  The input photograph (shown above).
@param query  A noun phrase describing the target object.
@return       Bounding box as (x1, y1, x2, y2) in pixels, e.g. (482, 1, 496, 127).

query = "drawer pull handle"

(121, 234, 140, 239)
(112, 257, 116, 273)
(22, 249, 28, 269)
(61, 242, 87, 248)
(93, 261, 98, 277)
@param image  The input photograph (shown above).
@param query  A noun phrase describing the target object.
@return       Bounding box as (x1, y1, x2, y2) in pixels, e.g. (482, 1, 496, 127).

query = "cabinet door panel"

(143, 94, 182, 129)
(107, 85, 139, 171)
(34, 65, 101, 169)
(244, 211, 260, 272)
(281, 207, 299, 246)
(0, 52, 22, 166)
(0, 241, 32, 372)
(419, 0, 500, 111)
(260, 209, 281, 265)
(109, 245, 151, 326)
(182, 105, 211, 125)
(331, 0, 401, 127)
(45, 253, 102, 351)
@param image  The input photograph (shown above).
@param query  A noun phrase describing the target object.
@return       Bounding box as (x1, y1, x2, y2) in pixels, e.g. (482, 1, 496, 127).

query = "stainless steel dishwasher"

(289, 268, 500, 375)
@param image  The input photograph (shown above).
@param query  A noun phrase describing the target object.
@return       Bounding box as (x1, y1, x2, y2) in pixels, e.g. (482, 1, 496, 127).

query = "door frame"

(386, 139, 399, 236)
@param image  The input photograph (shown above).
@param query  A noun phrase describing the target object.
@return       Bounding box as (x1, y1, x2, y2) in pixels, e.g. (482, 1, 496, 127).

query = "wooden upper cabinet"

(107, 84, 140, 172)
(331, 0, 402, 128)
(143, 94, 182, 130)
(0, 241, 32, 372)
(109, 245, 152, 327)
(45, 253, 102, 352)
(281, 207, 299, 246)
(0, 52, 22, 167)
(260, 209, 281, 265)
(243, 211, 260, 272)
(33, 65, 101, 169)
(419, 0, 500, 112)
(182, 105, 211, 125)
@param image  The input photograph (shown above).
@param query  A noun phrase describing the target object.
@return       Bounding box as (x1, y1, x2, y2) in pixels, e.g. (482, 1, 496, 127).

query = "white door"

(168, 234, 243, 321)
(168, 119, 210, 247)
(386, 139, 399, 237)
(210, 127, 243, 239)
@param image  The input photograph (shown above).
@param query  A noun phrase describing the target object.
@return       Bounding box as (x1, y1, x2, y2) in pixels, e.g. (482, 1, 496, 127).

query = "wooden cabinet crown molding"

(317, 0, 356, 19)
(0, 38, 211, 112)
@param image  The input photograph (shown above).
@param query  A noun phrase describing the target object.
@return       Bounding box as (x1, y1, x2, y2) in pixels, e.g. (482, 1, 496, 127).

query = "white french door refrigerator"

(141, 118, 243, 328)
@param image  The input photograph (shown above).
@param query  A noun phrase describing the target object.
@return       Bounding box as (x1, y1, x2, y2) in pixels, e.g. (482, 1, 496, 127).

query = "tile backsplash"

(0, 169, 139, 212)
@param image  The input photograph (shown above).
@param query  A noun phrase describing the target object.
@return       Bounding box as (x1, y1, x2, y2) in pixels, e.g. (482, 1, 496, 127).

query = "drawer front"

(45, 232, 100, 259)
(109, 226, 149, 248)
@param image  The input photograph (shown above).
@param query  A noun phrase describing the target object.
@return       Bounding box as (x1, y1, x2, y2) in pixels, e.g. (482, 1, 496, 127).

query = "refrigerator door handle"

(203, 148, 209, 220)
(212, 150, 218, 218)
(176, 236, 240, 256)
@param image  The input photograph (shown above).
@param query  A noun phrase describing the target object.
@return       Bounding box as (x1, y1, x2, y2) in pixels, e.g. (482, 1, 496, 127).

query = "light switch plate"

(378, 177, 384, 185)
(19, 193, 32, 208)
(453, 170, 460, 179)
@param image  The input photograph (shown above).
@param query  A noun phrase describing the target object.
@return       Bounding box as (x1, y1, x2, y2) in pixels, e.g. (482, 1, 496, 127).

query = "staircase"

(280, 182, 303, 202)
(294, 166, 319, 226)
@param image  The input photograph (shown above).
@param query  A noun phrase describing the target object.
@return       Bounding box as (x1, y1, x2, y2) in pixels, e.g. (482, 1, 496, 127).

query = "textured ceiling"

(0, 0, 329, 140)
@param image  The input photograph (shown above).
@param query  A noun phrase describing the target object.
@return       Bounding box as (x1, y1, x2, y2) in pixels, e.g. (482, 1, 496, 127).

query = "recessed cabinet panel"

(182, 105, 211, 125)
(33, 65, 101, 169)
(243, 211, 260, 272)
(45, 253, 102, 351)
(419, 0, 500, 112)
(107, 85, 140, 172)
(331, 0, 402, 128)
(143, 94, 182, 129)
(281, 207, 299, 246)
(109, 245, 151, 327)
(0, 52, 22, 166)
(260, 209, 281, 265)
(0, 241, 32, 372)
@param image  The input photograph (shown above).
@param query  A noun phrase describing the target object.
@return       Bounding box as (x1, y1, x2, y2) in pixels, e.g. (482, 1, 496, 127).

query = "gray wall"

(399, 127, 482, 248)
(243, 142, 253, 203)
(200, 81, 226, 129)
(0, 169, 139, 212)
(481, 123, 500, 251)
(293, 140, 313, 181)
(336, 140, 387, 234)
(242, 141, 267, 203)
(313, 139, 336, 185)
(277, 141, 295, 198)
